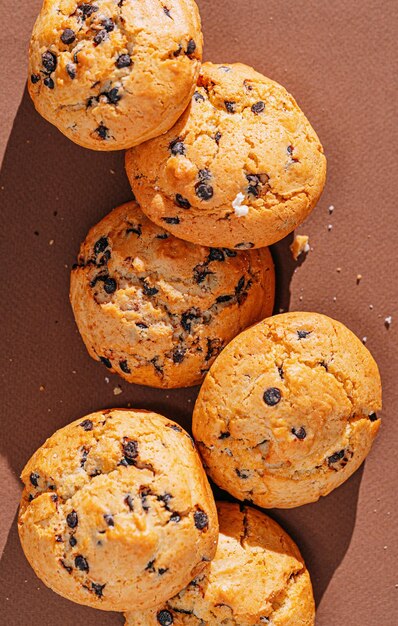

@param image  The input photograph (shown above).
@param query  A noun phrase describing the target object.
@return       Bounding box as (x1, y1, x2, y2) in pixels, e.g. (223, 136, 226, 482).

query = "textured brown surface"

(0, 1, 397, 625)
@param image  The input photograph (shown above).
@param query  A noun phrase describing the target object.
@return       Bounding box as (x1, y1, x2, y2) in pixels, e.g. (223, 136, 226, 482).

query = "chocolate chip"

(122, 438, 139, 464)
(42, 51, 57, 73)
(60, 559, 72, 573)
(215, 131, 222, 144)
(146, 559, 156, 572)
(224, 100, 236, 113)
(251, 101, 265, 115)
(369, 413, 379, 422)
(193, 91, 205, 102)
(116, 54, 131, 68)
(169, 512, 181, 523)
(80, 446, 89, 467)
(235, 276, 245, 293)
(193, 263, 213, 284)
(327, 450, 345, 465)
(103, 277, 117, 294)
(104, 514, 114, 527)
(67, 511, 78, 529)
(126, 224, 142, 236)
(235, 242, 254, 249)
(29, 472, 39, 487)
(125, 494, 134, 511)
(167, 423, 183, 432)
(163, 6, 172, 18)
(236, 468, 250, 479)
(55, 534, 63, 542)
(246, 174, 261, 196)
(30, 74, 40, 84)
(175, 194, 191, 209)
(136, 322, 148, 329)
(61, 29, 76, 44)
(104, 87, 121, 104)
(173, 44, 183, 57)
(94, 237, 108, 255)
(142, 281, 159, 296)
(156, 233, 169, 239)
(69, 535, 77, 547)
(169, 138, 185, 156)
(28, 494, 34, 502)
(219, 432, 230, 439)
(263, 387, 282, 406)
(78, 3, 99, 19)
(195, 182, 213, 201)
(100, 356, 112, 369)
(66, 63, 76, 79)
(92, 582, 105, 597)
(297, 330, 311, 339)
(44, 77, 55, 89)
(157, 493, 172, 510)
(140, 487, 152, 512)
(173, 347, 186, 363)
(94, 29, 107, 45)
(158, 567, 169, 575)
(95, 123, 109, 140)
(292, 427, 307, 440)
(79, 419, 93, 432)
(97, 249, 111, 266)
(162, 217, 180, 224)
(224, 248, 237, 257)
(181, 309, 199, 332)
(157, 610, 174, 626)
(206, 338, 222, 361)
(186, 39, 196, 56)
(278, 367, 284, 379)
(119, 360, 131, 374)
(75, 555, 89, 572)
(194, 509, 209, 530)
(208, 248, 225, 262)
(102, 17, 114, 32)
(216, 295, 232, 303)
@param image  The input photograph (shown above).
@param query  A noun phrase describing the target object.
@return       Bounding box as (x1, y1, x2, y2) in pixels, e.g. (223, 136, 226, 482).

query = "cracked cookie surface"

(192, 312, 382, 508)
(70, 201, 275, 388)
(18, 409, 218, 611)
(28, 0, 203, 150)
(125, 501, 315, 625)
(125, 62, 326, 248)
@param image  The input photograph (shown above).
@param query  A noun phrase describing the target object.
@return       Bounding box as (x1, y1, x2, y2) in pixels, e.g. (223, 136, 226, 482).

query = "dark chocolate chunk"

(146, 559, 156, 572)
(173, 44, 183, 57)
(169, 138, 185, 156)
(205, 338, 222, 361)
(61, 29, 76, 44)
(235, 276, 245, 293)
(219, 432, 230, 439)
(60, 559, 72, 573)
(95, 123, 110, 140)
(162, 217, 180, 224)
(157, 493, 172, 510)
(158, 567, 169, 575)
(79, 419, 93, 431)
(92, 582, 106, 597)
(97, 249, 111, 266)
(104, 87, 121, 104)
(251, 101, 265, 115)
(198, 168, 211, 181)
(29, 472, 39, 487)
(216, 295, 232, 303)
(194, 509, 209, 530)
(297, 330, 311, 339)
(193, 263, 213, 284)
(30, 73, 40, 84)
(116, 54, 132, 68)
(140, 487, 152, 512)
(156, 233, 169, 239)
(136, 322, 148, 329)
(42, 51, 57, 73)
(66, 63, 77, 79)
(208, 248, 225, 262)
(175, 194, 191, 209)
(122, 438, 139, 464)
(169, 512, 181, 523)
(157, 610, 174, 626)
(214, 131, 222, 144)
(263, 387, 282, 406)
(99, 356, 112, 369)
(186, 39, 196, 56)
(94, 29, 108, 45)
(69, 535, 77, 547)
(102, 17, 114, 31)
(104, 514, 114, 527)
(163, 6, 172, 18)
(195, 182, 213, 201)
(103, 277, 117, 294)
(126, 224, 142, 236)
(328, 450, 345, 465)
(80, 446, 89, 467)
(75, 555, 89, 572)
(224, 248, 237, 257)
(193, 91, 205, 102)
(55, 534, 63, 542)
(119, 360, 131, 374)
(67, 510, 78, 529)
(278, 367, 284, 379)
(142, 281, 159, 296)
(369, 413, 379, 422)
(125, 494, 134, 511)
(224, 100, 236, 113)
(172, 347, 186, 364)
(44, 77, 55, 89)
(292, 427, 307, 440)
(181, 309, 199, 332)
(78, 3, 99, 20)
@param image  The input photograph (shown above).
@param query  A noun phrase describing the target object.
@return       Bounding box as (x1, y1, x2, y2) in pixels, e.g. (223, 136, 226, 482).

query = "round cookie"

(125, 501, 315, 625)
(28, 0, 203, 150)
(125, 62, 326, 249)
(18, 409, 218, 611)
(192, 312, 382, 509)
(70, 201, 275, 388)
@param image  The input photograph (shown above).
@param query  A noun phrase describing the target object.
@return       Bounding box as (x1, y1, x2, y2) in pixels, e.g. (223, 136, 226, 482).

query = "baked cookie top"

(125, 62, 326, 248)
(192, 312, 382, 508)
(28, 0, 203, 150)
(125, 501, 315, 625)
(18, 409, 218, 611)
(70, 201, 275, 388)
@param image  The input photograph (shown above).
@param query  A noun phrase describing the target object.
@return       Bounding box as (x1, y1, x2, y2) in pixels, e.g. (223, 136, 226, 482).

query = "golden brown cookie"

(125, 62, 326, 249)
(70, 201, 275, 388)
(28, 0, 203, 150)
(192, 312, 382, 508)
(125, 501, 315, 625)
(18, 409, 218, 611)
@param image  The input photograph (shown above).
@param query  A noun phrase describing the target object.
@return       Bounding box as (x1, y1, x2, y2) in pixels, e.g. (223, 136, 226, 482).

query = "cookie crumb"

(328, 205, 335, 214)
(232, 192, 249, 217)
(49, 239, 54, 246)
(113, 386, 123, 396)
(362, 337, 367, 344)
(369, 304, 374, 310)
(336, 267, 342, 273)
(356, 274, 362, 284)
(384, 316, 392, 329)
(290, 235, 310, 260)
(328, 224, 333, 232)
(39, 385, 45, 392)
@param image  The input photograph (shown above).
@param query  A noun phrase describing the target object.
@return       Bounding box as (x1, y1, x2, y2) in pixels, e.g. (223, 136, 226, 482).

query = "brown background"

(1, 0, 397, 624)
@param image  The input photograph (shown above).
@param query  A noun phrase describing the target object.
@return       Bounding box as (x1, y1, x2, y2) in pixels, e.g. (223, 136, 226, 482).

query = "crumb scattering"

(290, 235, 310, 260)
(113, 386, 123, 396)
(384, 316, 392, 329)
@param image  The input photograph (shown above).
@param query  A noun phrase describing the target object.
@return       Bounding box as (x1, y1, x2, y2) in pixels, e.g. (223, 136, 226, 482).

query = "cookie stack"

(19, 1, 382, 625)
